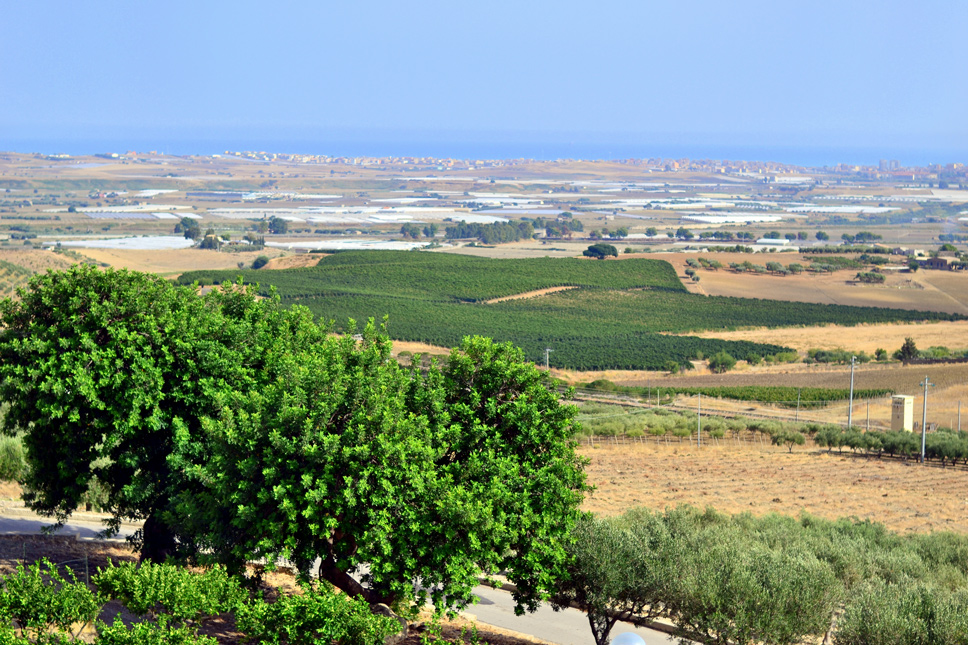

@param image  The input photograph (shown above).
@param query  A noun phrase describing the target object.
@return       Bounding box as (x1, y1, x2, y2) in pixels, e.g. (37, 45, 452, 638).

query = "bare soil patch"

(580, 441, 968, 534)
(262, 254, 324, 270)
(484, 286, 579, 304)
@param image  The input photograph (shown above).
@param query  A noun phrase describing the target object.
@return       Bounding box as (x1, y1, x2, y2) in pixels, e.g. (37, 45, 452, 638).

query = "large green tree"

(183, 331, 589, 612)
(0, 266, 315, 561)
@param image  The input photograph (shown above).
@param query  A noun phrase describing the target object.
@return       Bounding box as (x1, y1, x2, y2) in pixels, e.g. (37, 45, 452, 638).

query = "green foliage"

(93, 562, 244, 624)
(0, 559, 101, 643)
(579, 380, 891, 408)
(836, 581, 968, 645)
(583, 243, 618, 259)
(855, 271, 886, 283)
(267, 217, 288, 235)
(177, 218, 201, 241)
(0, 266, 320, 560)
(235, 581, 400, 645)
(895, 336, 919, 361)
(251, 255, 270, 269)
(806, 348, 871, 364)
(815, 427, 968, 466)
(198, 236, 219, 250)
(179, 252, 684, 300)
(95, 615, 217, 645)
(564, 506, 968, 645)
(669, 536, 839, 645)
(0, 436, 25, 481)
(707, 351, 736, 373)
(444, 220, 534, 244)
(181, 332, 589, 612)
(770, 429, 806, 452)
(553, 514, 673, 645)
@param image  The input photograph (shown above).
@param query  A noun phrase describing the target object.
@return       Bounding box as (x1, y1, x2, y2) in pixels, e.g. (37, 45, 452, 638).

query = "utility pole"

(847, 356, 856, 429)
(920, 376, 932, 464)
(697, 393, 702, 448)
(544, 348, 553, 370)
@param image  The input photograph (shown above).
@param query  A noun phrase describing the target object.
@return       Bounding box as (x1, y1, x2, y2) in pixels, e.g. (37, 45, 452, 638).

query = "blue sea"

(2, 130, 964, 168)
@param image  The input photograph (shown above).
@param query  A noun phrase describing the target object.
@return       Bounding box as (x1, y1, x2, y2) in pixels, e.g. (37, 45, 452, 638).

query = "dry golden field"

(660, 252, 968, 315)
(0, 249, 76, 273)
(688, 320, 968, 354)
(75, 247, 286, 277)
(579, 441, 968, 534)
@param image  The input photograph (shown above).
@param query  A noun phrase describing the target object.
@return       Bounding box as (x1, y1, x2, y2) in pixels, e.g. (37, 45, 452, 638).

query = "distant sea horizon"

(2, 133, 965, 169)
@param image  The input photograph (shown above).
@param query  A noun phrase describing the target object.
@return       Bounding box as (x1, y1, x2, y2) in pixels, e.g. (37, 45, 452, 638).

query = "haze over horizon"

(2, 1, 966, 166)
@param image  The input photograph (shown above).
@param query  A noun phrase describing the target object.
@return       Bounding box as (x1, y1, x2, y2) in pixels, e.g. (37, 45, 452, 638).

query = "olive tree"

(553, 512, 673, 645)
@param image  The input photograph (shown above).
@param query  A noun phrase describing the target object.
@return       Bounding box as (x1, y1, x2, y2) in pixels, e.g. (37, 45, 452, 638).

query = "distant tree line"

(444, 220, 535, 244)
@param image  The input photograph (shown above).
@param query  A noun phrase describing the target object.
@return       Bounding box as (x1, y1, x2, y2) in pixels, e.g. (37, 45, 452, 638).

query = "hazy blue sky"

(2, 0, 966, 162)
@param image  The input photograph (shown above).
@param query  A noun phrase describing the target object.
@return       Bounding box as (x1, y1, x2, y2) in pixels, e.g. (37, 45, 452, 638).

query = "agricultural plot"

(581, 441, 968, 534)
(179, 252, 964, 371)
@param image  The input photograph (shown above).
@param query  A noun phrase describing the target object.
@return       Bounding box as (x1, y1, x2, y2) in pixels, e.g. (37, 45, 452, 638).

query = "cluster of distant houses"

(892, 247, 965, 270)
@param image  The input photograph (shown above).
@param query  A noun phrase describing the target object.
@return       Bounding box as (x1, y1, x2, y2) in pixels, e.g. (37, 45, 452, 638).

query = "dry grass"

(0, 249, 76, 274)
(262, 254, 325, 270)
(562, 361, 968, 431)
(75, 248, 286, 277)
(483, 286, 579, 304)
(687, 320, 968, 353)
(579, 441, 968, 534)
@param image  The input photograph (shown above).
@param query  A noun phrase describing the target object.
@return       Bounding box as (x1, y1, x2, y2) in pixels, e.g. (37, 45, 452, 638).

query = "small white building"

(892, 395, 914, 432)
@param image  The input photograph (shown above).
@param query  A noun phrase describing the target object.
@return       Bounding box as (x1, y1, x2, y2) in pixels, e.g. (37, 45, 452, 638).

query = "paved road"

(0, 511, 680, 645)
(467, 585, 680, 645)
(0, 512, 138, 541)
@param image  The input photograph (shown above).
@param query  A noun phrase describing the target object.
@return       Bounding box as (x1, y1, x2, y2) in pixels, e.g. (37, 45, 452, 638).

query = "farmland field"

(662, 252, 968, 315)
(179, 251, 965, 370)
(580, 441, 968, 534)
(689, 319, 968, 354)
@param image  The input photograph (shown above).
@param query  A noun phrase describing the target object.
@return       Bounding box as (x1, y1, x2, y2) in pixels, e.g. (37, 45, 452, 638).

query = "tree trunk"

(317, 554, 394, 606)
(140, 514, 178, 563)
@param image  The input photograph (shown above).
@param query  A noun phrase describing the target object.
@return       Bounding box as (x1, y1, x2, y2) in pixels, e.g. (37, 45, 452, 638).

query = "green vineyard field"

(178, 252, 964, 371)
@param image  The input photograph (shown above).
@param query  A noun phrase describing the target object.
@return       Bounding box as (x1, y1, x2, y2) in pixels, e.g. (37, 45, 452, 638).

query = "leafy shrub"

(0, 436, 25, 481)
(96, 615, 217, 645)
(93, 562, 244, 624)
(836, 581, 968, 645)
(0, 559, 101, 642)
(235, 581, 400, 645)
(707, 351, 736, 373)
(251, 256, 270, 270)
